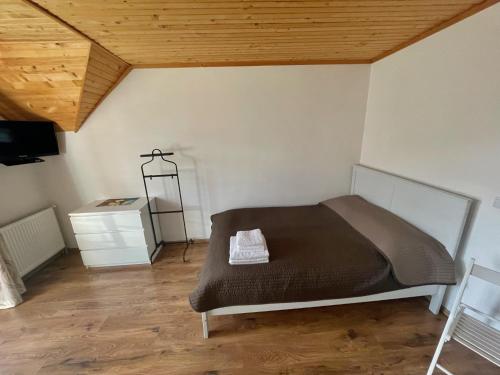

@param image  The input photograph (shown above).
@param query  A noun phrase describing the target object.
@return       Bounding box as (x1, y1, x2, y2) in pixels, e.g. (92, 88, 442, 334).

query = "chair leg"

(426, 331, 446, 375)
(427, 259, 476, 374)
(201, 312, 209, 339)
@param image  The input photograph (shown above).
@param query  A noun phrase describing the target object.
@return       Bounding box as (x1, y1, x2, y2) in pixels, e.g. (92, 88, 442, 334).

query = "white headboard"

(351, 165, 473, 259)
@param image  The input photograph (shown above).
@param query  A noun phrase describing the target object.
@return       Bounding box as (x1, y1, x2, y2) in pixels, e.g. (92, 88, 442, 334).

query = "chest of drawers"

(69, 198, 161, 267)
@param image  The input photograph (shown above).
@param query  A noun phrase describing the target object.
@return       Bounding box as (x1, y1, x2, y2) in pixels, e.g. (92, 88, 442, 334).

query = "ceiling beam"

(132, 59, 372, 69)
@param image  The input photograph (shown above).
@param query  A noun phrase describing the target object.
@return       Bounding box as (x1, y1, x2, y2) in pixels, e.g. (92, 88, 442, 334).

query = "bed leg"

(429, 286, 446, 315)
(201, 312, 209, 339)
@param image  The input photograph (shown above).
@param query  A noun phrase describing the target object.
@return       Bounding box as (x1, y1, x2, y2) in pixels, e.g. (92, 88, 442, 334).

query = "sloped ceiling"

(76, 43, 129, 127)
(31, 0, 496, 66)
(0, 0, 497, 131)
(0, 0, 129, 131)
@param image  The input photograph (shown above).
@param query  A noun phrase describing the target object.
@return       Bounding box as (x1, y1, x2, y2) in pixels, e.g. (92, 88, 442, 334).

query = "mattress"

(190, 203, 403, 312)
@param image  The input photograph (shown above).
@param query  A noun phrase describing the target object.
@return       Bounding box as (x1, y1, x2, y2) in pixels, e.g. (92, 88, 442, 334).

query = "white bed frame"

(200, 165, 473, 338)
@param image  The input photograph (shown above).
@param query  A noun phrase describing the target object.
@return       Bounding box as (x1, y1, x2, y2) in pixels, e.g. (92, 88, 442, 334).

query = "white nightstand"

(69, 197, 162, 267)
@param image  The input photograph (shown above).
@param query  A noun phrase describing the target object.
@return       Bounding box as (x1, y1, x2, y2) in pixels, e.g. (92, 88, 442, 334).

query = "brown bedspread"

(322, 196, 456, 286)
(190, 204, 403, 312)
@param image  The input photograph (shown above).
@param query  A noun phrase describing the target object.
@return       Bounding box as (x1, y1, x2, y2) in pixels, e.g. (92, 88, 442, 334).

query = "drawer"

(70, 214, 143, 234)
(80, 247, 150, 267)
(76, 231, 147, 250)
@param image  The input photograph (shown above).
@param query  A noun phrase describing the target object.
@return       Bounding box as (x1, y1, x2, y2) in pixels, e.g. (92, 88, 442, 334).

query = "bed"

(190, 165, 473, 338)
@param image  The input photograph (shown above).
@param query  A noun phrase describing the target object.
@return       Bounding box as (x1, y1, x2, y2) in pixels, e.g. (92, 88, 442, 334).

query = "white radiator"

(0, 207, 65, 277)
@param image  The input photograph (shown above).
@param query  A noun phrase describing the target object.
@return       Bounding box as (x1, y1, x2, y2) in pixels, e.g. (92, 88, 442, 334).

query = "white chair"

(427, 258, 500, 375)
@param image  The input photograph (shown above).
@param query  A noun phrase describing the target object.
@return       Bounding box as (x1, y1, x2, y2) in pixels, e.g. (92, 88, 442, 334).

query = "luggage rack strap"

(144, 173, 178, 178)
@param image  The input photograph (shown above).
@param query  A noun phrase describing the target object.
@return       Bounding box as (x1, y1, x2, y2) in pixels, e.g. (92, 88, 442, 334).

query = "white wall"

(0, 115, 52, 227)
(44, 65, 370, 247)
(0, 163, 51, 227)
(361, 5, 500, 318)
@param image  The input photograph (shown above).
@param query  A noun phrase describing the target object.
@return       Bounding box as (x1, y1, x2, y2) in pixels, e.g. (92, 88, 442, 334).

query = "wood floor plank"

(0, 243, 496, 374)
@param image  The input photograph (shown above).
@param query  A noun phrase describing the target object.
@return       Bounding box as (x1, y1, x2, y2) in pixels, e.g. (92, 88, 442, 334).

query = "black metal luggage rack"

(140, 148, 191, 262)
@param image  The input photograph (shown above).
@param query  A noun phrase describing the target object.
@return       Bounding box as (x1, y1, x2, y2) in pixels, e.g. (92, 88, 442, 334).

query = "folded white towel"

(230, 236, 269, 260)
(236, 229, 265, 249)
(230, 258, 269, 265)
(229, 236, 268, 265)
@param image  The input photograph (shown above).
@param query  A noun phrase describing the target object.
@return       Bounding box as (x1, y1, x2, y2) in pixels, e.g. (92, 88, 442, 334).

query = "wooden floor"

(1, 244, 497, 375)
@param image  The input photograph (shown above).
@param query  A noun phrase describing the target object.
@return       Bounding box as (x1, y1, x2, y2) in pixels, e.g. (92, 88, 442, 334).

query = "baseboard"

(22, 248, 67, 280)
(163, 238, 209, 245)
(191, 238, 209, 244)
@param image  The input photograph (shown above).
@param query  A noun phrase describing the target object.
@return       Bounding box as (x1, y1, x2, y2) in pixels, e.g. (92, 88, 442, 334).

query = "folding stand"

(140, 149, 190, 262)
(427, 258, 500, 374)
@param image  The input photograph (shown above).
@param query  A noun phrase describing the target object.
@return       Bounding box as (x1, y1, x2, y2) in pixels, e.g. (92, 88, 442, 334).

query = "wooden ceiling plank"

(2, 0, 497, 130)
(74, 43, 129, 130)
(133, 59, 372, 68)
(30, 9, 473, 19)
(0, 2, 85, 131)
(30, 0, 492, 65)
(22, 0, 129, 66)
(33, 1, 482, 11)
(0, 1, 130, 131)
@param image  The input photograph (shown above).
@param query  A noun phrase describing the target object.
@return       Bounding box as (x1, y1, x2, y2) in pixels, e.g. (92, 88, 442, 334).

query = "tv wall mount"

(140, 149, 192, 262)
(1, 156, 45, 166)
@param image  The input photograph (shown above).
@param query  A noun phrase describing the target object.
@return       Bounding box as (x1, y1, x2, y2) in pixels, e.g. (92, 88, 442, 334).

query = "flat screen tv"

(0, 120, 59, 166)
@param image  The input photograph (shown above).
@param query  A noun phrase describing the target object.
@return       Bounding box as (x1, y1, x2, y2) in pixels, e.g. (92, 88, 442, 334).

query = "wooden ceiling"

(0, 0, 497, 131)
(0, 0, 128, 131)
(31, 0, 496, 66)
